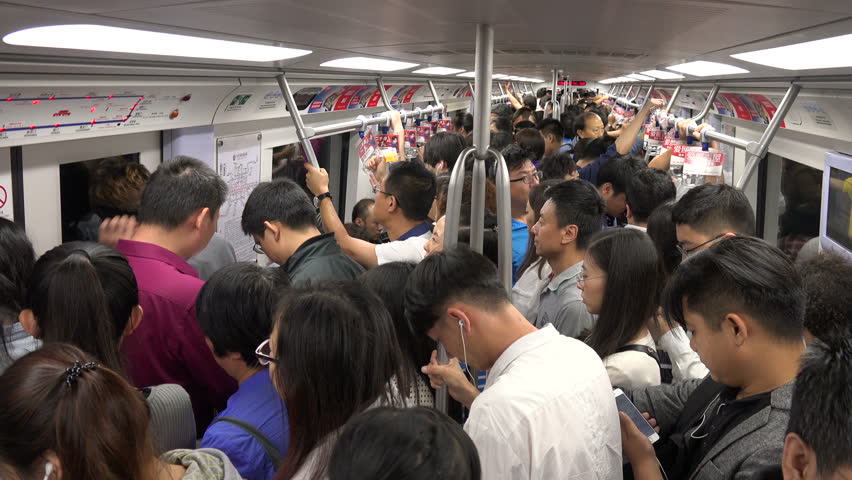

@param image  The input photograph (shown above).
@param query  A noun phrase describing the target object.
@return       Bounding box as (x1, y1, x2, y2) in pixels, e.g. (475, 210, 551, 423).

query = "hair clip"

(64, 361, 98, 388)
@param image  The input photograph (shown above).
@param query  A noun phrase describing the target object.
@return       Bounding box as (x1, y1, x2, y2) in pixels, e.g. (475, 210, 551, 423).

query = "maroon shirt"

(117, 239, 237, 432)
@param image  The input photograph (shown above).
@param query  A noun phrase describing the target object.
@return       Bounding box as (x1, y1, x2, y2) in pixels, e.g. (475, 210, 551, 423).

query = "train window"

(271, 134, 348, 216)
(59, 153, 141, 243)
(777, 158, 822, 261)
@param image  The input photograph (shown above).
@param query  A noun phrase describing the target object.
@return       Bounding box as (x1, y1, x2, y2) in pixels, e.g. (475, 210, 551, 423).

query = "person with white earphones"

(407, 246, 622, 480)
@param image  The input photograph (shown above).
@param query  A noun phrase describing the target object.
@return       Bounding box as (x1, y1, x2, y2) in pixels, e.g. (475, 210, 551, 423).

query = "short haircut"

(137, 156, 227, 229)
(491, 116, 513, 134)
(351, 198, 375, 223)
(512, 107, 533, 123)
(662, 236, 805, 342)
(573, 111, 602, 136)
(384, 161, 437, 222)
(196, 263, 290, 368)
(540, 152, 577, 181)
(543, 180, 606, 249)
(328, 407, 481, 480)
(646, 202, 681, 279)
(491, 104, 513, 118)
(571, 136, 610, 161)
(522, 94, 537, 111)
(457, 112, 474, 134)
(537, 118, 564, 140)
(404, 245, 508, 335)
(89, 157, 151, 218)
(626, 168, 676, 223)
(489, 131, 513, 151)
(596, 154, 646, 194)
(501, 144, 532, 173)
(796, 252, 852, 344)
(514, 128, 545, 163)
(672, 184, 756, 236)
(241, 178, 316, 237)
(513, 120, 536, 131)
(423, 132, 467, 171)
(787, 337, 852, 475)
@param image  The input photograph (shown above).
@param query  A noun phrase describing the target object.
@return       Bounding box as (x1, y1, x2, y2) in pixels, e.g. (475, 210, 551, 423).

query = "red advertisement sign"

(684, 150, 725, 176)
(748, 94, 786, 128)
(404, 129, 417, 147)
(647, 129, 665, 142)
(416, 125, 431, 144)
(333, 86, 366, 111)
(402, 85, 422, 104)
(366, 86, 392, 108)
(720, 93, 752, 121)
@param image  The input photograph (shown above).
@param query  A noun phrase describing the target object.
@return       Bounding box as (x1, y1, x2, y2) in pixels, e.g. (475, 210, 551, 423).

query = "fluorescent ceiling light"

(730, 33, 852, 70)
(321, 57, 418, 71)
(412, 66, 465, 75)
(2, 24, 311, 62)
(640, 69, 685, 80)
(627, 73, 654, 81)
(666, 60, 749, 77)
(492, 74, 508, 79)
(457, 72, 477, 77)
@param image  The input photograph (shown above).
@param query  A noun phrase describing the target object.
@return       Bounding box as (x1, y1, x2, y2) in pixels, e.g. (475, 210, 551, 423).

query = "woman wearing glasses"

(578, 229, 663, 390)
(258, 281, 412, 480)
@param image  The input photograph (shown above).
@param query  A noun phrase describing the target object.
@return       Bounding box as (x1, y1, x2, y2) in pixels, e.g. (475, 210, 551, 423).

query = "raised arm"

(615, 99, 665, 155)
(505, 82, 523, 110)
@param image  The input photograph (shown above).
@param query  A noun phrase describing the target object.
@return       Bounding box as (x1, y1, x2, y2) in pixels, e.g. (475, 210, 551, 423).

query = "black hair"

(543, 180, 606, 250)
(491, 116, 513, 134)
(513, 120, 537, 131)
(626, 168, 676, 223)
(196, 263, 290, 369)
(573, 111, 603, 136)
(662, 236, 804, 342)
(136, 156, 227, 229)
(360, 262, 436, 395)
(537, 118, 564, 141)
(89, 157, 151, 219)
(458, 212, 499, 267)
(384, 161, 437, 222)
(0, 218, 35, 356)
(25, 242, 138, 372)
(273, 281, 410, 480)
(589, 108, 608, 125)
(540, 152, 577, 181)
(796, 252, 852, 344)
(585, 229, 661, 359)
(646, 202, 681, 280)
(517, 179, 565, 278)
(491, 104, 513, 118)
(328, 407, 481, 480)
(242, 178, 316, 237)
(512, 107, 533, 123)
(514, 128, 545, 164)
(522, 94, 537, 111)
(452, 112, 474, 135)
(404, 245, 508, 336)
(489, 131, 513, 151)
(345, 223, 373, 242)
(501, 144, 532, 173)
(571, 137, 610, 162)
(596, 154, 645, 193)
(787, 337, 852, 475)
(672, 183, 755, 236)
(351, 198, 375, 223)
(423, 132, 467, 171)
(535, 87, 548, 98)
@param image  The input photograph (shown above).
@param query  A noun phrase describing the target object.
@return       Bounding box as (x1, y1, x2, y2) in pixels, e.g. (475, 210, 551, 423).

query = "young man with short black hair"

(596, 154, 646, 226)
(796, 252, 852, 345)
(625, 168, 676, 231)
(671, 183, 755, 257)
(538, 118, 569, 157)
(197, 263, 290, 480)
(117, 156, 236, 431)
(422, 131, 467, 174)
(407, 246, 621, 480)
(241, 178, 364, 283)
(628, 236, 806, 479)
(530, 180, 605, 338)
(502, 144, 541, 282)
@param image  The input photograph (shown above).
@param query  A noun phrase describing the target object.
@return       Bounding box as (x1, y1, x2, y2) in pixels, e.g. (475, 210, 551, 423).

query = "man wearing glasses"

(672, 183, 756, 259)
(502, 144, 541, 283)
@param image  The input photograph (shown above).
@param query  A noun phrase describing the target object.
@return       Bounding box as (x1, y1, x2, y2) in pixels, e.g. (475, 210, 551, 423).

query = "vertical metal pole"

(735, 84, 801, 189)
(427, 79, 444, 116)
(551, 69, 559, 118)
(492, 147, 513, 291)
(641, 83, 655, 107)
(473, 24, 494, 161)
(665, 85, 682, 113)
(691, 84, 720, 123)
(276, 73, 320, 169)
(377, 76, 393, 111)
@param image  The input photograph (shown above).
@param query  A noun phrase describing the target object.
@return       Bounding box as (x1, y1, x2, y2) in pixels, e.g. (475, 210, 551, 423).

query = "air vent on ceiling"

(404, 49, 457, 57)
(497, 48, 547, 55)
(596, 50, 644, 59)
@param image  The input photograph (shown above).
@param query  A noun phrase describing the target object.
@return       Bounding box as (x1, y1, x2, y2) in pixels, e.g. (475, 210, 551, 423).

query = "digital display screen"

(826, 166, 852, 253)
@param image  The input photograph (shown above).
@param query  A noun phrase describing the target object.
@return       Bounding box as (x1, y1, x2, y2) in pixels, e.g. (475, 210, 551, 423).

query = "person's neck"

(737, 341, 804, 400)
(511, 203, 527, 223)
(385, 216, 423, 241)
(576, 157, 594, 168)
(482, 306, 539, 369)
(546, 245, 584, 277)
(288, 226, 322, 254)
(628, 217, 647, 228)
(151, 457, 186, 480)
(132, 224, 196, 260)
(234, 365, 265, 385)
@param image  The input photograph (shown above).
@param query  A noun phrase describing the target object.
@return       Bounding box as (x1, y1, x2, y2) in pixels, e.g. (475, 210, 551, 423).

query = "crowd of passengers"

(0, 86, 850, 480)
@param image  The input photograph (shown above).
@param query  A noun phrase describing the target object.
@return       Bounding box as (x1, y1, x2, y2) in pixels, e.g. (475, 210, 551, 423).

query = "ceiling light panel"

(731, 33, 852, 70)
(666, 61, 749, 77)
(412, 67, 465, 75)
(321, 57, 418, 71)
(626, 73, 654, 81)
(640, 70, 685, 80)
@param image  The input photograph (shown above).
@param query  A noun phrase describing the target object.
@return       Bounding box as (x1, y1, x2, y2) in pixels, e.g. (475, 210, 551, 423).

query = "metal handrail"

(276, 73, 320, 169)
(691, 85, 720, 123)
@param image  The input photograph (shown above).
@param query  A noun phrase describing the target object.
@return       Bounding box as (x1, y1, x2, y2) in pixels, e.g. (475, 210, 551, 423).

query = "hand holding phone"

(613, 388, 660, 444)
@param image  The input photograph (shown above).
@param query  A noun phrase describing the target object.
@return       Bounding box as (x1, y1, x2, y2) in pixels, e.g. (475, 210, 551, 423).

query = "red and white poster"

(332, 86, 366, 111)
(416, 125, 431, 144)
(366, 86, 392, 109)
(719, 93, 752, 121)
(748, 94, 786, 128)
(684, 150, 725, 177)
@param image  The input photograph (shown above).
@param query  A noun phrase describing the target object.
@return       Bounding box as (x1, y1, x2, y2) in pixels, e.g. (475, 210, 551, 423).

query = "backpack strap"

(212, 416, 285, 469)
(615, 344, 660, 365)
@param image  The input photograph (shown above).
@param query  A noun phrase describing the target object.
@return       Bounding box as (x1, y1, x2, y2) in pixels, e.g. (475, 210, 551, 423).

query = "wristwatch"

(313, 192, 332, 208)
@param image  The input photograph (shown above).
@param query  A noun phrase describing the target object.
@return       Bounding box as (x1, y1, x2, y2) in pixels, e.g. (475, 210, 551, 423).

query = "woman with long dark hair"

(578, 229, 662, 390)
(268, 281, 411, 480)
(0, 218, 39, 374)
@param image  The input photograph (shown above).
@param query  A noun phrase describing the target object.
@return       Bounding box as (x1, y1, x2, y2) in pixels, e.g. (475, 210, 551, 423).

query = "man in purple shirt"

(117, 156, 236, 432)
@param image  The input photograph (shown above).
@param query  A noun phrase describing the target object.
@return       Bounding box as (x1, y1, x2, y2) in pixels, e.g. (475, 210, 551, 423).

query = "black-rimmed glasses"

(509, 171, 542, 185)
(676, 233, 728, 257)
(255, 339, 278, 365)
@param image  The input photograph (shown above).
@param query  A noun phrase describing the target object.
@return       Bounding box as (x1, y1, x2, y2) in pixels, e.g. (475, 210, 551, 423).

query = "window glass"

(777, 158, 822, 261)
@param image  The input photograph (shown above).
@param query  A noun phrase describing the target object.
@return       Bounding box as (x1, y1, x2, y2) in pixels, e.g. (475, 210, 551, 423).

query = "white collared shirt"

(657, 326, 709, 381)
(464, 325, 623, 480)
(623, 223, 647, 232)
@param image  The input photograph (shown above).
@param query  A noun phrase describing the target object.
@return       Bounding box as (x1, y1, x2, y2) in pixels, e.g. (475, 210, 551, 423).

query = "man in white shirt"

(306, 157, 436, 269)
(624, 168, 676, 232)
(406, 246, 622, 480)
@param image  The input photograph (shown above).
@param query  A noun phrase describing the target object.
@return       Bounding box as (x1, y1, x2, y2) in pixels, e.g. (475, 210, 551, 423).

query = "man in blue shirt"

(196, 263, 290, 480)
(502, 144, 540, 282)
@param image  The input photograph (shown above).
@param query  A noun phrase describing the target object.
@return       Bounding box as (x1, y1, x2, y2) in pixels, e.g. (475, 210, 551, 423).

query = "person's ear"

(599, 183, 613, 198)
(625, 204, 634, 221)
(446, 306, 472, 334)
(387, 195, 399, 214)
(438, 160, 447, 172)
(354, 218, 364, 227)
(262, 221, 282, 243)
(722, 313, 749, 347)
(19, 309, 40, 338)
(43, 450, 62, 480)
(781, 433, 811, 480)
(560, 224, 579, 245)
(192, 207, 211, 231)
(123, 305, 143, 338)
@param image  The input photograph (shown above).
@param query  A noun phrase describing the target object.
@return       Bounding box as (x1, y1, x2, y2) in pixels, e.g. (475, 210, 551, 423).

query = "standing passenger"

(625, 168, 677, 232)
(408, 246, 622, 480)
(502, 144, 541, 282)
(116, 156, 236, 432)
(351, 198, 382, 243)
(0, 218, 39, 375)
